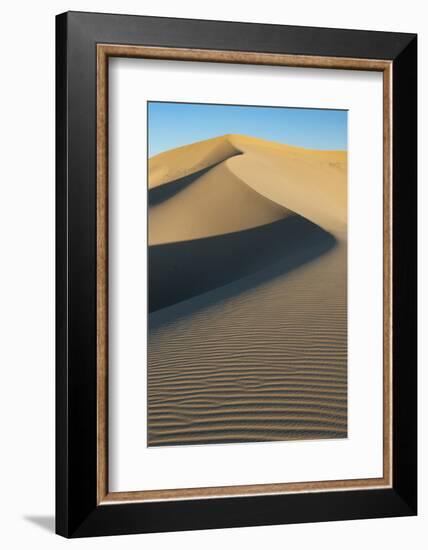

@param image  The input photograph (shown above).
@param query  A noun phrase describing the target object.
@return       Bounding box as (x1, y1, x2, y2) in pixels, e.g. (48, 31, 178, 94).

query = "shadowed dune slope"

(149, 215, 336, 312)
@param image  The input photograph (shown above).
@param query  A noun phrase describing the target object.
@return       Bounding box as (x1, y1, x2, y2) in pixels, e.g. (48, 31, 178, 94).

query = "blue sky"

(148, 101, 347, 157)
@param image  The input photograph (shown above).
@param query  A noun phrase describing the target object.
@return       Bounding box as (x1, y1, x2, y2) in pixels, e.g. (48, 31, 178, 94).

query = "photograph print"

(147, 101, 348, 447)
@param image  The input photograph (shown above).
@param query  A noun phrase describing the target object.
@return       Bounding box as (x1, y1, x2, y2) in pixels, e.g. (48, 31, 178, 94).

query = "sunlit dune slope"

(149, 159, 293, 245)
(227, 135, 347, 237)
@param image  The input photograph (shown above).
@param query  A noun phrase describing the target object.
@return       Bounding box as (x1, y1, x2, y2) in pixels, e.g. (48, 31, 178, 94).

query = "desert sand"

(147, 134, 347, 446)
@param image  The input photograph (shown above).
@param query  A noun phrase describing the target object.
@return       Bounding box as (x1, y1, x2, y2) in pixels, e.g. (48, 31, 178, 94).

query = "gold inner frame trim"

(96, 44, 393, 505)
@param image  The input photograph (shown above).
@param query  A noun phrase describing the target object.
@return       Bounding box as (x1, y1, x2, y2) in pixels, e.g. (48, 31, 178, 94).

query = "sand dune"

(149, 134, 347, 243)
(147, 134, 347, 446)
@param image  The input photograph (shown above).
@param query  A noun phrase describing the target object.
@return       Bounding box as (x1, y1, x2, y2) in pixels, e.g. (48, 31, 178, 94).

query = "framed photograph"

(56, 11, 417, 538)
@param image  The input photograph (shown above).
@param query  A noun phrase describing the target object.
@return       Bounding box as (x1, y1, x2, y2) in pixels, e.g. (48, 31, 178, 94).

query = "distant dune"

(147, 134, 347, 446)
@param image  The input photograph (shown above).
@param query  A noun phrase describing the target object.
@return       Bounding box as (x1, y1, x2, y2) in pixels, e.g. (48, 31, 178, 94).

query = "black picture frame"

(56, 11, 417, 538)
